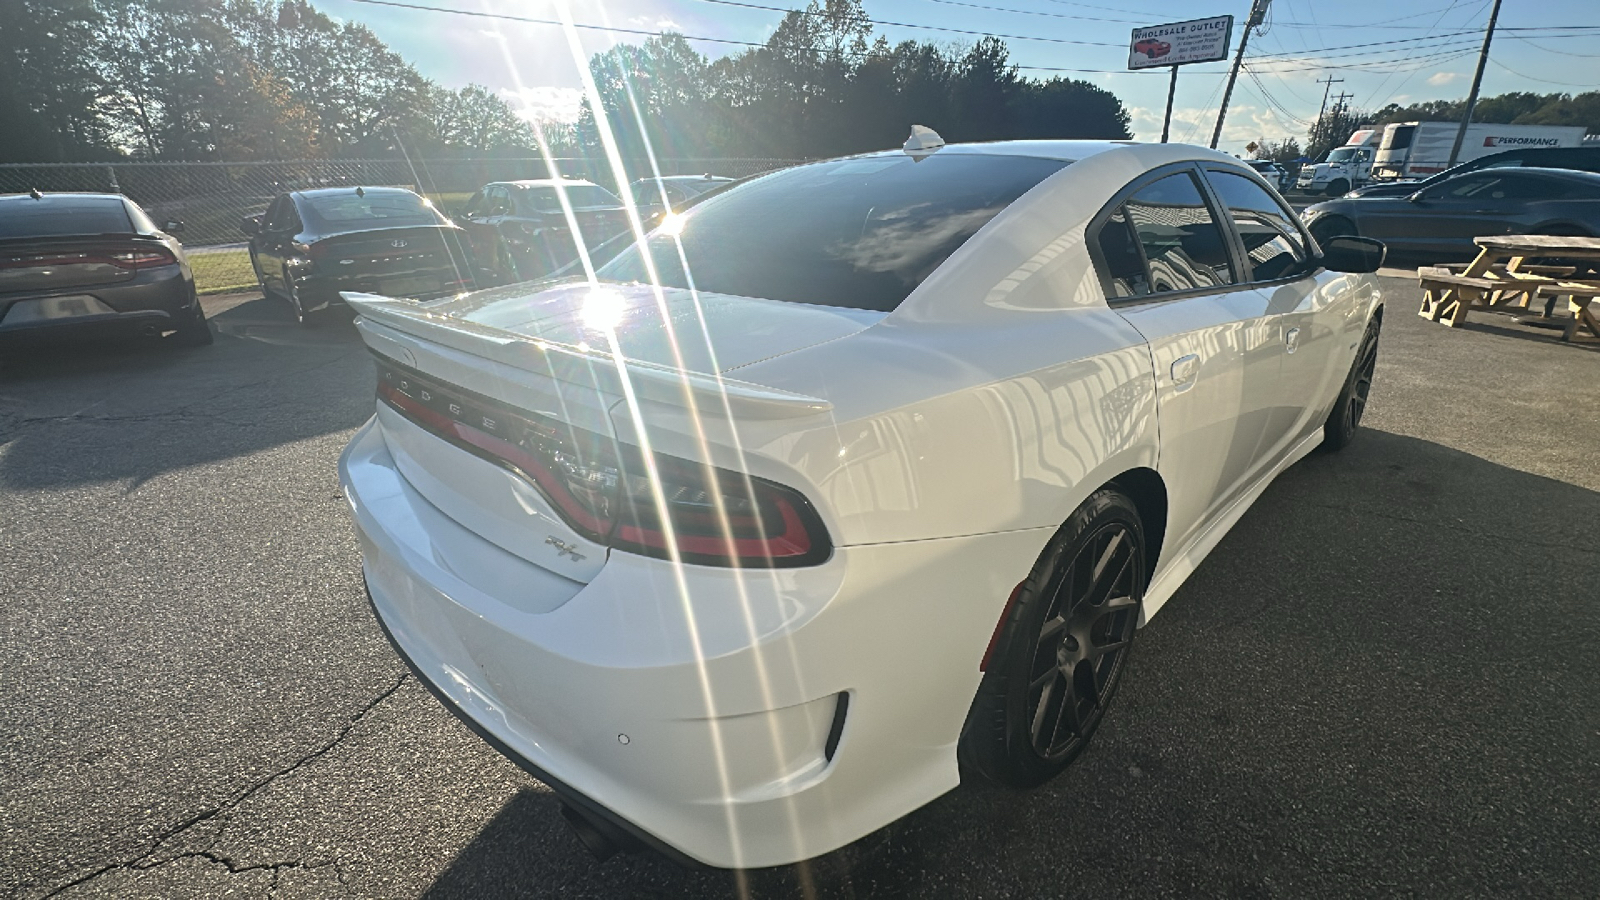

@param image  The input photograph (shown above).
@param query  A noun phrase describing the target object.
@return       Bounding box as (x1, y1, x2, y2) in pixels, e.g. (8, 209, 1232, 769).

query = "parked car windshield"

(302, 191, 443, 231)
(0, 196, 133, 238)
(518, 184, 620, 213)
(597, 153, 1069, 312)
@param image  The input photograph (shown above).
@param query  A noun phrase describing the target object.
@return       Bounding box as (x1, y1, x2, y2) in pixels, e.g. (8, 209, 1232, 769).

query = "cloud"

(499, 85, 584, 124)
(1427, 71, 1463, 86)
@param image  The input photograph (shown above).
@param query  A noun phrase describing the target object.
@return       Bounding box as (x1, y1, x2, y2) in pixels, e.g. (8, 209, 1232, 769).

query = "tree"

(949, 37, 1017, 143)
(0, 0, 118, 161)
(427, 84, 534, 152)
(1010, 78, 1131, 140)
(1255, 137, 1301, 164)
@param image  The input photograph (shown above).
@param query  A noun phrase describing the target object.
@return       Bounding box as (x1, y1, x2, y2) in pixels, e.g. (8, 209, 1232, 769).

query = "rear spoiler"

(343, 293, 833, 420)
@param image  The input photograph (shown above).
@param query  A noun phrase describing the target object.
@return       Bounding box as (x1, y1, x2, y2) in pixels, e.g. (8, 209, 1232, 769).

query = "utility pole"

(1448, 0, 1503, 167)
(1312, 75, 1343, 147)
(1211, 0, 1272, 150)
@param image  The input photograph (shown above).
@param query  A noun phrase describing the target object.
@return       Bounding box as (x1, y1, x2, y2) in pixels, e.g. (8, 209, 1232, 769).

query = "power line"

(916, 0, 1145, 26)
(1488, 55, 1600, 87)
(692, 0, 1128, 47)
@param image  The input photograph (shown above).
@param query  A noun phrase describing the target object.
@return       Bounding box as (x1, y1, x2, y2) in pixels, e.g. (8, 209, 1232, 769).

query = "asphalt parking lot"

(3, 275, 1597, 899)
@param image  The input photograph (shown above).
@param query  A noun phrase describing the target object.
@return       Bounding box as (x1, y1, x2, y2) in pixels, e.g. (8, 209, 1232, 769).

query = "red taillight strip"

(612, 494, 813, 559)
(378, 382, 612, 537)
(0, 248, 174, 270)
(374, 357, 832, 568)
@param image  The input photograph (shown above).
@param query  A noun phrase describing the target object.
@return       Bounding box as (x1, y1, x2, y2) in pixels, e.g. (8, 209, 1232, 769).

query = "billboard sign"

(1128, 16, 1234, 70)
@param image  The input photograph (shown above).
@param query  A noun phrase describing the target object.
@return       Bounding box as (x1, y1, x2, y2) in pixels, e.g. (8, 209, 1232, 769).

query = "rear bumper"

(0, 265, 196, 342)
(341, 416, 1052, 868)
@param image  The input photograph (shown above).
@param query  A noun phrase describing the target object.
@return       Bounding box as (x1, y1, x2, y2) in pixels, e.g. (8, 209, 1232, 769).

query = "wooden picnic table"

(1417, 234, 1600, 341)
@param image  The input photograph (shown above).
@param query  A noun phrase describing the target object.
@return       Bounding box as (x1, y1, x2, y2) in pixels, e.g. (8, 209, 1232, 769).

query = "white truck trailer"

(1371, 121, 1588, 181)
(1296, 122, 1589, 195)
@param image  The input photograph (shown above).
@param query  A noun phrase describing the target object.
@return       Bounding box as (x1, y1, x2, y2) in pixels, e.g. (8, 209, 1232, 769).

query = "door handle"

(1170, 353, 1199, 391)
(1284, 326, 1302, 354)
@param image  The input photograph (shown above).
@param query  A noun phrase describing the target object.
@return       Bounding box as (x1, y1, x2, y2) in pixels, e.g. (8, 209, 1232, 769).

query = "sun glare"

(581, 286, 626, 331)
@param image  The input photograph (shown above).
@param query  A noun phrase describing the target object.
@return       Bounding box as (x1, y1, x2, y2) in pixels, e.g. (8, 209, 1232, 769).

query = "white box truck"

(1295, 129, 1381, 196)
(1372, 122, 1588, 181)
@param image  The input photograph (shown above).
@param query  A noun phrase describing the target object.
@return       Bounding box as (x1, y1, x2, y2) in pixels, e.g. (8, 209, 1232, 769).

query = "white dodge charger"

(338, 138, 1385, 869)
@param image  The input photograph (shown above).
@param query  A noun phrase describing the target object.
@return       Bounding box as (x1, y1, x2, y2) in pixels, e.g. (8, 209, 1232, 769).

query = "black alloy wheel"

(961, 488, 1145, 789)
(1323, 316, 1380, 451)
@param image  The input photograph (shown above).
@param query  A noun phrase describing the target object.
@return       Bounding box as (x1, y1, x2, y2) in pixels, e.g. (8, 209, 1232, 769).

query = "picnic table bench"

(1417, 234, 1600, 340)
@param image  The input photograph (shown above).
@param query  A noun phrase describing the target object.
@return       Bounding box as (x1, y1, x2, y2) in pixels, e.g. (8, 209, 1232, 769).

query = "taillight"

(108, 248, 177, 269)
(0, 246, 175, 270)
(374, 358, 830, 567)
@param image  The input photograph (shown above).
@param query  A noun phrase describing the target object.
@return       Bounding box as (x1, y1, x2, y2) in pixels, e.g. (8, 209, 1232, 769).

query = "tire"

(1310, 216, 1355, 248)
(1322, 315, 1380, 452)
(960, 488, 1145, 789)
(170, 299, 213, 347)
(1326, 179, 1350, 197)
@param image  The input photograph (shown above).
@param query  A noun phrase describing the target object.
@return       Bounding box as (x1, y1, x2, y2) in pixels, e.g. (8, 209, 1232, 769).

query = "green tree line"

(1, 0, 1132, 164)
(579, 0, 1131, 160)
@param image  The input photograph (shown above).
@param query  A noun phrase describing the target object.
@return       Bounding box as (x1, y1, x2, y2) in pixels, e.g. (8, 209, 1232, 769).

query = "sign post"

(1128, 15, 1233, 144)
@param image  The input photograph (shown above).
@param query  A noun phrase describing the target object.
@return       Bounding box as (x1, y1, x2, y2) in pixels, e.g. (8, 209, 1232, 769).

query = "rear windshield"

(519, 184, 621, 213)
(0, 197, 132, 238)
(302, 192, 442, 230)
(597, 153, 1069, 312)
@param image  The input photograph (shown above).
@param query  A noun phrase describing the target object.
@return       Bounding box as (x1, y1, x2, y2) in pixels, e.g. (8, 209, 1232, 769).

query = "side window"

(1123, 171, 1235, 293)
(1493, 175, 1568, 201)
(263, 196, 292, 231)
(488, 186, 513, 216)
(1425, 175, 1498, 201)
(1207, 170, 1308, 282)
(1095, 208, 1150, 298)
(462, 190, 487, 218)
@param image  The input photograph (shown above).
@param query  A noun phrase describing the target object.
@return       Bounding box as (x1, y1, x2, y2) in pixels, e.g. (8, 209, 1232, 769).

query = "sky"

(313, 0, 1600, 155)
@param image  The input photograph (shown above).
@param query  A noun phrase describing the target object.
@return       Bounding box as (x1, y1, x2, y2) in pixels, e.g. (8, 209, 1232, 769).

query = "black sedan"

(243, 187, 472, 325)
(1346, 146, 1600, 199)
(453, 179, 628, 285)
(0, 192, 210, 348)
(1302, 167, 1600, 262)
(627, 174, 735, 217)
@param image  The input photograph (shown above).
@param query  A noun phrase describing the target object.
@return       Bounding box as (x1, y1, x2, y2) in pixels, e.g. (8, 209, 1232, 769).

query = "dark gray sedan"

(0, 192, 210, 348)
(1302, 168, 1600, 261)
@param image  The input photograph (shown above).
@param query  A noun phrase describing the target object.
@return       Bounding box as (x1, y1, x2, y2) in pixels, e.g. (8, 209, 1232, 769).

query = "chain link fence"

(0, 157, 800, 294)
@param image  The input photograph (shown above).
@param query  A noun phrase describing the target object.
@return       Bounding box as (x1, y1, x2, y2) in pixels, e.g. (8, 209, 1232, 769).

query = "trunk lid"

(0, 238, 147, 295)
(312, 225, 471, 297)
(346, 281, 862, 576)
(425, 279, 884, 374)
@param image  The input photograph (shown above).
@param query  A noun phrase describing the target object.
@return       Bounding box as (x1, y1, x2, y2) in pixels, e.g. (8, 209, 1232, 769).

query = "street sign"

(1128, 16, 1234, 70)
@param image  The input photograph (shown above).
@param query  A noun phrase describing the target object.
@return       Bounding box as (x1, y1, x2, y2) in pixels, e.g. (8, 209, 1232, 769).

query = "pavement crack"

(29, 673, 408, 899)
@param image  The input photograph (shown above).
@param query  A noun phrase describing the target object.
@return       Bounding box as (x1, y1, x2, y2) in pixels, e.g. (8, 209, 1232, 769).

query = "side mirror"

(163, 219, 186, 234)
(240, 215, 262, 236)
(1319, 235, 1386, 273)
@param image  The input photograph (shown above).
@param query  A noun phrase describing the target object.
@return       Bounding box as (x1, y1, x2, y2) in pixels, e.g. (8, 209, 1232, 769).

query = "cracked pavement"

(2, 282, 1597, 899)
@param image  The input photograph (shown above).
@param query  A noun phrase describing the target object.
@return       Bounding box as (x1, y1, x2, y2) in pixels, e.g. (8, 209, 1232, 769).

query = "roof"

(291, 186, 420, 199)
(0, 191, 127, 206)
(629, 175, 735, 184)
(500, 178, 602, 189)
(837, 139, 1241, 171)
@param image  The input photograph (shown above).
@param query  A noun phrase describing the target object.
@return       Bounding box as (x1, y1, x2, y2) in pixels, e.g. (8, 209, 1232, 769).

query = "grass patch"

(189, 249, 257, 295)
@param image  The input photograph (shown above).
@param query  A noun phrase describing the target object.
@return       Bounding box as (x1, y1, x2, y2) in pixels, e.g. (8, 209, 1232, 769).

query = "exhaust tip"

(560, 803, 622, 862)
